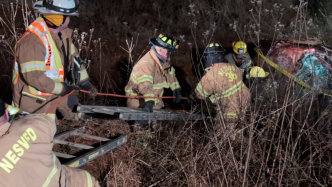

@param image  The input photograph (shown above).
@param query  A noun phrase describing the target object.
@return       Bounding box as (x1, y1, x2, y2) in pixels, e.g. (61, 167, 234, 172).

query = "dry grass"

(0, 0, 331, 186)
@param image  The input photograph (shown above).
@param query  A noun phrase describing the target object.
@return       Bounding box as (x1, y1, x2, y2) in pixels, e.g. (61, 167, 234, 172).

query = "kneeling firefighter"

(125, 34, 182, 112)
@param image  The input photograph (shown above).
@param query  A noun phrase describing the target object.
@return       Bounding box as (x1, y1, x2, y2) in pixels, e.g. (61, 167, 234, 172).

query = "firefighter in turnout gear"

(225, 41, 253, 79)
(11, 0, 97, 120)
(0, 98, 100, 186)
(195, 42, 250, 134)
(125, 34, 182, 112)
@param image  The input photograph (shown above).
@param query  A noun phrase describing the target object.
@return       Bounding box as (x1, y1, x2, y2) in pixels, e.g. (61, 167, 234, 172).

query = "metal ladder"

(54, 126, 127, 168)
(77, 105, 205, 121)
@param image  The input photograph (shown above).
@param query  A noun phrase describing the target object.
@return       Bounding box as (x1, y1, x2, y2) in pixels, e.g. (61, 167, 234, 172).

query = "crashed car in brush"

(266, 40, 332, 95)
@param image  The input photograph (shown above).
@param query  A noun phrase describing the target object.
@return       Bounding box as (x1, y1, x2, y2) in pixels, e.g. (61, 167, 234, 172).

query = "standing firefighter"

(125, 34, 182, 112)
(0, 99, 100, 186)
(225, 41, 253, 79)
(11, 0, 96, 120)
(195, 42, 250, 134)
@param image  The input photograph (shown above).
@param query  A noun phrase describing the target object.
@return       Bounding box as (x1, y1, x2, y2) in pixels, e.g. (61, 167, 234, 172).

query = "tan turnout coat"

(195, 63, 250, 120)
(125, 49, 180, 109)
(0, 114, 99, 187)
(12, 18, 90, 119)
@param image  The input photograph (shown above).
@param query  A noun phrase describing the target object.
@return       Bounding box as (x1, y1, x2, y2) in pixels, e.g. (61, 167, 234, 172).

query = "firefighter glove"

(80, 80, 98, 97)
(143, 101, 155, 113)
(60, 84, 79, 96)
(173, 89, 182, 103)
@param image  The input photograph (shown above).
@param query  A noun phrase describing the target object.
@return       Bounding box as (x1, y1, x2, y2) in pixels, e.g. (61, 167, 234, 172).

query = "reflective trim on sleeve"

(20, 61, 46, 73)
(51, 82, 63, 95)
(144, 93, 158, 102)
(130, 73, 153, 84)
(6, 105, 20, 115)
(209, 81, 244, 103)
(42, 154, 58, 187)
(85, 171, 93, 187)
(46, 113, 56, 121)
(169, 67, 175, 75)
(80, 69, 89, 82)
(12, 62, 19, 84)
(170, 82, 180, 91)
(71, 43, 77, 55)
(22, 91, 46, 101)
(195, 83, 209, 98)
(125, 89, 137, 96)
(153, 81, 169, 90)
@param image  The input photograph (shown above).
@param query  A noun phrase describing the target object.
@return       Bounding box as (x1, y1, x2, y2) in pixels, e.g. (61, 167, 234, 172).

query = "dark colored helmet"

(203, 42, 226, 68)
(150, 34, 179, 52)
(203, 42, 226, 55)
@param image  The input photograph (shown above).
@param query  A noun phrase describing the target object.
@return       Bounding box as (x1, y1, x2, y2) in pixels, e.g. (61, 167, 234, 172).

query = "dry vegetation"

(0, 0, 331, 186)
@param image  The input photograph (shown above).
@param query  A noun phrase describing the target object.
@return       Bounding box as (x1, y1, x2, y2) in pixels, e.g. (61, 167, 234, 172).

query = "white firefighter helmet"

(33, 0, 79, 16)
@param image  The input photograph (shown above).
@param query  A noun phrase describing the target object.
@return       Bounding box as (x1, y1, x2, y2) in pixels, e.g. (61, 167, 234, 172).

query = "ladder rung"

(54, 152, 75, 159)
(76, 133, 110, 141)
(55, 126, 85, 140)
(54, 139, 94, 150)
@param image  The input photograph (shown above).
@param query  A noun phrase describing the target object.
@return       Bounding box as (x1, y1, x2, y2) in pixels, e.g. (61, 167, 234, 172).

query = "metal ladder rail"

(54, 126, 127, 168)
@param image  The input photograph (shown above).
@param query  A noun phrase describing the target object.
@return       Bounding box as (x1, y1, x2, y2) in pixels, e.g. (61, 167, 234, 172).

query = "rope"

(79, 90, 188, 99)
(46, 90, 75, 114)
(255, 48, 332, 97)
(46, 90, 188, 114)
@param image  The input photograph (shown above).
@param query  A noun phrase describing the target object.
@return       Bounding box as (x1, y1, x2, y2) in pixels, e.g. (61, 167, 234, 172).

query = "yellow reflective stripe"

(22, 91, 46, 101)
(20, 61, 46, 73)
(223, 113, 238, 119)
(195, 83, 209, 98)
(42, 154, 58, 187)
(46, 113, 56, 121)
(144, 93, 158, 102)
(6, 105, 20, 115)
(169, 67, 175, 75)
(51, 82, 63, 94)
(85, 171, 93, 187)
(170, 82, 180, 90)
(13, 62, 19, 84)
(80, 69, 89, 82)
(130, 74, 153, 84)
(153, 82, 169, 90)
(71, 43, 76, 55)
(209, 81, 244, 103)
(125, 89, 137, 96)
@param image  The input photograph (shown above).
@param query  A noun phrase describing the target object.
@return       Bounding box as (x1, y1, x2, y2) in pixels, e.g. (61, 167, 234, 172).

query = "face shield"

(238, 48, 245, 54)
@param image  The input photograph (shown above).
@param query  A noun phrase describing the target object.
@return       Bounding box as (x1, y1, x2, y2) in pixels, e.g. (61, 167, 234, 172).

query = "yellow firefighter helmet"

(249, 66, 269, 78)
(232, 41, 247, 54)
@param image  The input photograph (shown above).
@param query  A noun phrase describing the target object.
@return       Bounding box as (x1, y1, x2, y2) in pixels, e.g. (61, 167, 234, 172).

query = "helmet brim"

(33, 1, 79, 17)
(149, 38, 176, 52)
